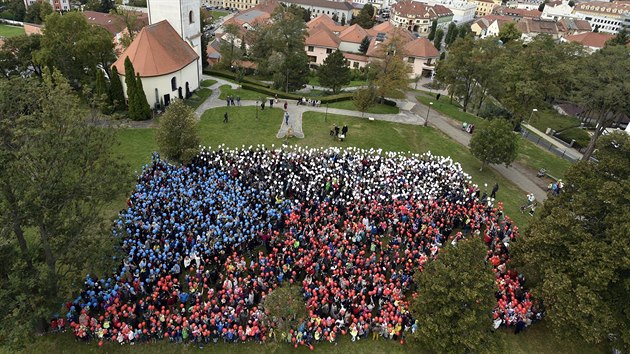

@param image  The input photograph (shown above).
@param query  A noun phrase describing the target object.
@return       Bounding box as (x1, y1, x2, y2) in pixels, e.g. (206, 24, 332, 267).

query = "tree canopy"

(512, 132, 630, 349)
(367, 33, 412, 99)
(156, 100, 201, 164)
(498, 22, 521, 44)
(0, 71, 129, 347)
(411, 237, 499, 353)
(469, 118, 519, 170)
(318, 50, 351, 94)
(355, 4, 375, 29)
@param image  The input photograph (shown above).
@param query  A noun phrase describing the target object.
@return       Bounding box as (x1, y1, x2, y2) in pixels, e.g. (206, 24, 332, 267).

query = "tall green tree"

(318, 50, 351, 94)
(435, 36, 477, 112)
(444, 22, 458, 47)
(498, 22, 521, 43)
(353, 84, 377, 117)
(251, 6, 309, 91)
(109, 66, 126, 111)
(359, 35, 370, 55)
(135, 73, 151, 119)
(512, 132, 630, 349)
(156, 100, 200, 164)
(469, 118, 519, 171)
(367, 33, 412, 99)
(217, 23, 244, 70)
(124, 57, 139, 119)
(35, 12, 116, 89)
(428, 20, 438, 41)
(94, 69, 111, 113)
(0, 34, 42, 79)
(606, 28, 630, 46)
(0, 71, 128, 346)
(433, 28, 444, 50)
(23, 1, 52, 24)
(355, 4, 375, 29)
(571, 45, 630, 160)
(0, 0, 26, 21)
(411, 237, 499, 353)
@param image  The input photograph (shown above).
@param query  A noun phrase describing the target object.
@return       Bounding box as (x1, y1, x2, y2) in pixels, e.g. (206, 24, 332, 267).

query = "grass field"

(416, 92, 574, 178)
(327, 100, 400, 114)
(308, 76, 366, 88)
(21, 317, 605, 354)
(0, 24, 24, 37)
(17, 106, 608, 354)
(184, 88, 212, 109)
(218, 85, 265, 101)
(209, 10, 229, 19)
(200, 79, 217, 87)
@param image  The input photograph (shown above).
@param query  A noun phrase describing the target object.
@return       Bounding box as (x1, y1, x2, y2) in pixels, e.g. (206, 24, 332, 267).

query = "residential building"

(279, 0, 355, 23)
(306, 24, 341, 65)
(516, 18, 560, 41)
(474, 0, 499, 17)
(82, 10, 149, 54)
(470, 14, 512, 36)
(343, 52, 369, 68)
(338, 24, 371, 52)
(541, 0, 573, 20)
(561, 31, 614, 52)
(366, 28, 439, 77)
(416, 0, 476, 23)
(492, 6, 541, 19)
(23, 0, 71, 11)
(390, 0, 453, 34)
(574, 1, 630, 20)
(115, 0, 202, 108)
(557, 17, 591, 35)
(220, 0, 279, 30)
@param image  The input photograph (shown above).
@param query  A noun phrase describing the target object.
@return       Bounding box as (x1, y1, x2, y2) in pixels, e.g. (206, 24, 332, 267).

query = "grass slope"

(327, 100, 400, 114)
(0, 24, 24, 37)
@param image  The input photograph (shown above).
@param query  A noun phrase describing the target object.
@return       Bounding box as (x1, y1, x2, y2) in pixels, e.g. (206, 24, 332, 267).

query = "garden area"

(0, 24, 24, 37)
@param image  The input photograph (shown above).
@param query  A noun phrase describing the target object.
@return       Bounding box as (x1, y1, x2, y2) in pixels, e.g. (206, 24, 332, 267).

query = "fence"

(522, 130, 580, 163)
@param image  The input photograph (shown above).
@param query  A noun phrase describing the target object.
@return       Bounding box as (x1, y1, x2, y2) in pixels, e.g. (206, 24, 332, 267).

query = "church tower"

(147, 0, 203, 77)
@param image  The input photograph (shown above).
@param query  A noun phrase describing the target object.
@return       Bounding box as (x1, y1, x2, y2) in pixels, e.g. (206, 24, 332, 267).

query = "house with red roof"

(561, 31, 615, 52)
(389, 0, 453, 35)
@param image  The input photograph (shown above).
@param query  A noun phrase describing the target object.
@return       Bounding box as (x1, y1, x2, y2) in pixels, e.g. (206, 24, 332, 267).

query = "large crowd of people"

(62, 146, 539, 347)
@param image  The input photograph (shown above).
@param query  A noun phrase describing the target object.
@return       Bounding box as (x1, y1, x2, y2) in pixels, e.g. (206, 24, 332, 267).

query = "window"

(326, 48, 333, 54)
(408, 57, 415, 63)
(189, 10, 194, 24)
(308, 46, 314, 52)
(308, 55, 317, 62)
(171, 77, 177, 91)
(353, 61, 359, 68)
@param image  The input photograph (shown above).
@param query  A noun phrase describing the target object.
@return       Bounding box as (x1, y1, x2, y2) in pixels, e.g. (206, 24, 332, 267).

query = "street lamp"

(424, 102, 433, 127)
(523, 108, 537, 136)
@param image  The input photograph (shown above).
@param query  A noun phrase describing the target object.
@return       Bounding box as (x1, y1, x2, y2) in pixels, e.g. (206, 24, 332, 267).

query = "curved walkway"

(196, 75, 546, 201)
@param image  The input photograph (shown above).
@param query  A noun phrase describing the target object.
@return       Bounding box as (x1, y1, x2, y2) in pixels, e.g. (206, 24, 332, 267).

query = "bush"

(479, 102, 512, 120)
(239, 83, 354, 104)
(203, 69, 271, 88)
(556, 127, 590, 149)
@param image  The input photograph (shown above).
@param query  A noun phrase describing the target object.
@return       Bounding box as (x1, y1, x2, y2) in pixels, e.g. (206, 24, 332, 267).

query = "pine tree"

(135, 73, 151, 120)
(411, 237, 499, 353)
(124, 57, 139, 120)
(94, 69, 111, 113)
(434, 29, 444, 50)
(359, 35, 370, 55)
(428, 20, 438, 41)
(109, 66, 126, 112)
(445, 22, 458, 47)
(318, 50, 351, 94)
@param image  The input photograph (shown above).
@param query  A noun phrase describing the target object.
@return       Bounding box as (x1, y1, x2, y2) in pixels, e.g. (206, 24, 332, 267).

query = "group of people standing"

(62, 146, 537, 348)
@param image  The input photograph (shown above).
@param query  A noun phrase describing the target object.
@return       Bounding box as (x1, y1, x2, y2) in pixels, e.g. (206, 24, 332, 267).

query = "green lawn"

(557, 127, 590, 149)
(209, 10, 229, 19)
(416, 92, 574, 178)
(417, 93, 486, 127)
(327, 100, 400, 114)
(200, 79, 217, 87)
(0, 24, 24, 37)
(518, 138, 573, 179)
(529, 109, 580, 133)
(184, 88, 212, 109)
(218, 85, 265, 101)
(308, 76, 366, 88)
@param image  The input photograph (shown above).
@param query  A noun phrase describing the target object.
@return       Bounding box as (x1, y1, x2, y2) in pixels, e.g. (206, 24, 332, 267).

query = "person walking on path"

(284, 111, 290, 125)
(223, 112, 228, 123)
(284, 101, 288, 110)
(261, 100, 265, 111)
(491, 183, 499, 199)
(236, 96, 241, 106)
(269, 98, 274, 109)
(342, 124, 348, 137)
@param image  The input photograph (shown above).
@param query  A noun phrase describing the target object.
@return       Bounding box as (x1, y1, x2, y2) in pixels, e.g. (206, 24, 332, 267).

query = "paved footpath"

(196, 76, 546, 201)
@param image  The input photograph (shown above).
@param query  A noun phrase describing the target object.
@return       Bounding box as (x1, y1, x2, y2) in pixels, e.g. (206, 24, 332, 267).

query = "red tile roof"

(112, 20, 198, 78)
(306, 25, 341, 48)
(339, 24, 370, 43)
(343, 52, 369, 62)
(564, 31, 614, 48)
(403, 37, 439, 58)
(307, 14, 347, 33)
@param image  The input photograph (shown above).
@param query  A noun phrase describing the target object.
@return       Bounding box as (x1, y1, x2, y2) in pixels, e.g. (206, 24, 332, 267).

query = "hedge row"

(202, 69, 271, 88)
(239, 83, 354, 104)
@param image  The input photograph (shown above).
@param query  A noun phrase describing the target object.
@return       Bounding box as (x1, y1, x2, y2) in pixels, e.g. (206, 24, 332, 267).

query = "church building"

(112, 0, 202, 109)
